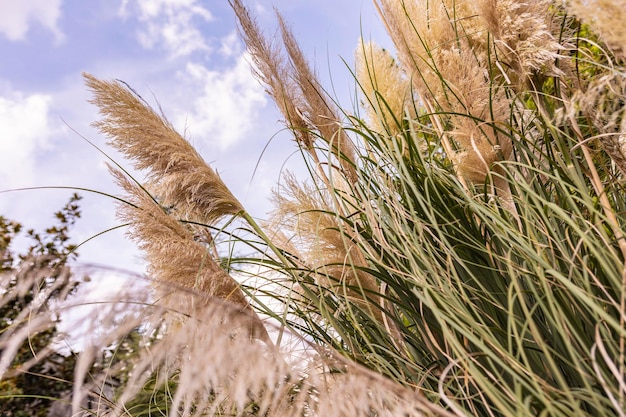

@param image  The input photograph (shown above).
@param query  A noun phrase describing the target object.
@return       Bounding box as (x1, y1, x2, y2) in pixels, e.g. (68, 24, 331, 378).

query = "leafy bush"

(0, 195, 83, 416)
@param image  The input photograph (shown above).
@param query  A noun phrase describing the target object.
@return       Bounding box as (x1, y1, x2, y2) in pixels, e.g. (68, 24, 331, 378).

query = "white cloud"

(0, 91, 53, 188)
(0, 0, 63, 42)
(119, 0, 213, 57)
(219, 31, 241, 58)
(175, 53, 267, 150)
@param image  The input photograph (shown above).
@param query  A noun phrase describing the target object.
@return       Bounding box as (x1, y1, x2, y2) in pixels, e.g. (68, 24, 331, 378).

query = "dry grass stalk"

(85, 74, 243, 228)
(276, 13, 358, 183)
(109, 168, 269, 342)
(230, 0, 314, 151)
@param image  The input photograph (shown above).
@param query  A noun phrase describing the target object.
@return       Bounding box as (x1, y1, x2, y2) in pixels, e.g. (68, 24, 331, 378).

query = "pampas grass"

(372, 0, 516, 185)
(231, 0, 357, 185)
(85, 74, 270, 343)
(85, 74, 243, 227)
(356, 39, 417, 137)
(4, 0, 626, 415)
(566, 0, 626, 58)
(0, 262, 448, 416)
(0, 258, 74, 379)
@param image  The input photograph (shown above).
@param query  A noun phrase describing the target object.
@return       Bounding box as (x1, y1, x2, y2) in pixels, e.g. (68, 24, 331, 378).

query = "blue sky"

(0, 0, 388, 273)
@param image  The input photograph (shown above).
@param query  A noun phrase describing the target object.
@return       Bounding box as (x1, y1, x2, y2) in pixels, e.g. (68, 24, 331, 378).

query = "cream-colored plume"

(85, 74, 243, 228)
(109, 168, 269, 341)
(477, 0, 563, 89)
(569, 72, 626, 176)
(271, 174, 377, 299)
(373, 0, 514, 183)
(356, 39, 417, 137)
(86, 73, 269, 340)
(232, 0, 357, 183)
(566, 0, 626, 59)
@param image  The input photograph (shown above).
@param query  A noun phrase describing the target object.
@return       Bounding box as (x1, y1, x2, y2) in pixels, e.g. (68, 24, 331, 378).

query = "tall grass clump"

(2, 0, 626, 415)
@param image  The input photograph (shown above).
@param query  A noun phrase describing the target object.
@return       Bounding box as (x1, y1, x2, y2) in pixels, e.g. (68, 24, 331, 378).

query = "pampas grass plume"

(356, 39, 417, 137)
(85, 74, 243, 227)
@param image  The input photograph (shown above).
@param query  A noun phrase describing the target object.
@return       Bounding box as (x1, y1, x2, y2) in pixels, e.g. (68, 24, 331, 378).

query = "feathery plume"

(276, 13, 358, 183)
(356, 39, 417, 137)
(373, 0, 471, 99)
(109, 167, 269, 342)
(85, 73, 243, 227)
(374, 0, 514, 183)
(435, 47, 514, 182)
(566, 0, 626, 59)
(75, 287, 449, 416)
(0, 261, 447, 415)
(0, 259, 73, 379)
(109, 168, 240, 301)
(230, 0, 315, 151)
(232, 0, 357, 183)
(569, 72, 626, 176)
(477, 0, 563, 89)
(271, 174, 377, 303)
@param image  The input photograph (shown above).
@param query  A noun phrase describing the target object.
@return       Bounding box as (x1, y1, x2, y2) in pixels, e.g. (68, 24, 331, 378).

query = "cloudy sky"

(0, 0, 388, 273)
